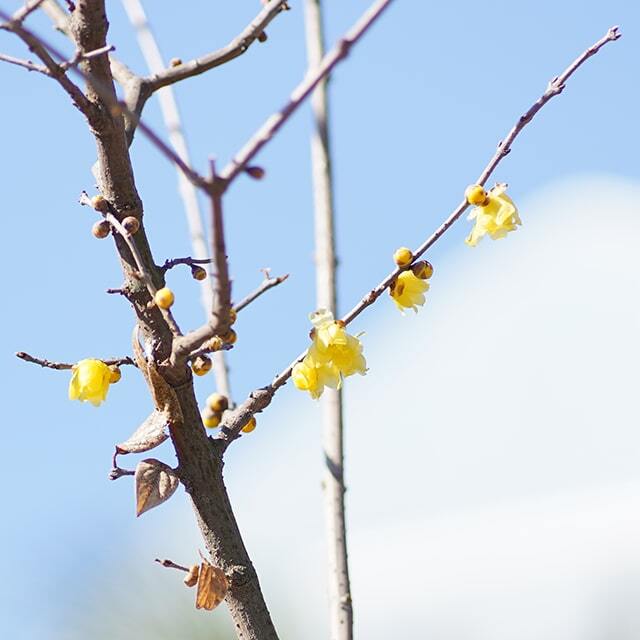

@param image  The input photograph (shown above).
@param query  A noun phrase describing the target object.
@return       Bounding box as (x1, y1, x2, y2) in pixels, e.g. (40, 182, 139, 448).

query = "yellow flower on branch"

(68, 358, 113, 406)
(292, 309, 366, 399)
(389, 270, 429, 313)
(465, 183, 521, 247)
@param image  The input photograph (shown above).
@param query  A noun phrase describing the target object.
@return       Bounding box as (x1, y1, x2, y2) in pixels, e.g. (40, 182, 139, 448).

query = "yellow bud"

(91, 194, 109, 212)
(191, 266, 207, 281)
(411, 260, 434, 280)
(202, 410, 221, 429)
(465, 184, 488, 206)
(229, 308, 238, 324)
(92, 219, 111, 239)
(155, 287, 175, 309)
(207, 393, 229, 413)
(192, 355, 212, 376)
(108, 365, 122, 384)
(183, 564, 199, 587)
(221, 329, 237, 345)
(122, 216, 140, 235)
(206, 336, 224, 352)
(241, 417, 257, 433)
(393, 247, 413, 268)
(169, 57, 182, 67)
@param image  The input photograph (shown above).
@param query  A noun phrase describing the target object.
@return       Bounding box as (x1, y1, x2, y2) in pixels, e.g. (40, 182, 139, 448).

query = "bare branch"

(233, 271, 289, 313)
(155, 558, 190, 573)
(16, 351, 136, 369)
(0, 52, 49, 74)
(217, 25, 621, 446)
(218, 0, 396, 188)
(12, 0, 47, 23)
(141, 0, 289, 94)
(160, 256, 213, 273)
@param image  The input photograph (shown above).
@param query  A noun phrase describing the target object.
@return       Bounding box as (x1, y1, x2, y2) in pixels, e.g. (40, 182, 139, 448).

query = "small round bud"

(393, 247, 413, 268)
(465, 184, 488, 206)
(192, 355, 212, 376)
(206, 336, 224, 352)
(207, 393, 229, 413)
(92, 219, 111, 239)
(154, 287, 175, 309)
(183, 564, 199, 587)
(245, 166, 265, 180)
(202, 410, 221, 429)
(169, 57, 182, 67)
(411, 260, 434, 280)
(191, 265, 207, 281)
(241, 417, 257, 433)
(257, 31, 268, 43)
(221, 329, 237, 345)
(229, 308, 237, 325)
(108, 365, 122, 384)
(91, 194, 109, 212)
(122, 216, 140, 235)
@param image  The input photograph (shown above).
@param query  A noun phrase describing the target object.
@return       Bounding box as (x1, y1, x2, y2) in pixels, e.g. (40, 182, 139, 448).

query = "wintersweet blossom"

(389, 270, 429, 313)
(465, 183, 521, 247)
(292, 309, 366, 399)
(68, 358, 113, 406)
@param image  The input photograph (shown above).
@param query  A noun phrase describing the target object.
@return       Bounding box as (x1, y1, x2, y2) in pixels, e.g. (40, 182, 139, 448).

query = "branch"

(0, 52, 49, 74)
(233, 271, 289, 313)
(16, 351, 136, 369)
(141, 0, 289, 94)
(217, 25, 621, 446)
(303, 1, 352, 638)
(218, 0, 396, 188)
(160, 256, 213, 273)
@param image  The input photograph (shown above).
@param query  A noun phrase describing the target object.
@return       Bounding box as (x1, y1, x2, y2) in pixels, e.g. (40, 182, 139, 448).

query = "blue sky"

(1, 1, 638, 637)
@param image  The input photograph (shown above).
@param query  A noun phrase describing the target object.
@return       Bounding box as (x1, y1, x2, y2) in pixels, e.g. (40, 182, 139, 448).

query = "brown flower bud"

(169, 57, 182, 67)
(91, 194, 109, 212)
(192, 355, 212, 376)
(92, 219, 111, 239)
(411, 260, 434, 280)
(122, 216, 140, 235)
(191, 266, 207, 281)
(245, 166, 265, 180)
(257, 31, 268, 43)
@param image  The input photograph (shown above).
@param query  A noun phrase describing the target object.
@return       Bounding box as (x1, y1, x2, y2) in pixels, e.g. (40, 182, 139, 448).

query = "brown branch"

(233, 271, 289, 313)
(218, 0, 396, 189)
(217, 25, 621, 447)
(160, 256, 213, 273)
(16, 351, 136, 369)
(12, 0, 47, 23)
(155, 558, 190, 572)
(0, 52, 49, 74)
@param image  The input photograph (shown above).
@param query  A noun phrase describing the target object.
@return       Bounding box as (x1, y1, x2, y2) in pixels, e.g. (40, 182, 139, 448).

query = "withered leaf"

(116, 410, 168, 455)
(134, 458, 180, 517)
(195, 561, 228, 611)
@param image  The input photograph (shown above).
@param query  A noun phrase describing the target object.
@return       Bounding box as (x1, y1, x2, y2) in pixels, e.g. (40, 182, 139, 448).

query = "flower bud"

(229, 308, 237, 325)
(257, 31, 268, 43)
(241, 417, 257, 433)
(411, 260, 434, 280)
(92, 219, 111, 239)
(192, 355, 212, 376)
(245, 166, 265, 180)
(154, 287, 175, 309)
(91, 194, 109, 212)
(183, 564, 199, 587)
(207, 393, 229, 413)
(206, 336, 224, 352)
(202, 409, 221, 428)
(393, 247, 413, 268)
(122, 216, 140, 235)
(465, 184, 488, 206)
(169, 57, 182, 67)
(108, 365, 122, 384)
(221, 329, 237, 345)
(191, 266, 207, 281)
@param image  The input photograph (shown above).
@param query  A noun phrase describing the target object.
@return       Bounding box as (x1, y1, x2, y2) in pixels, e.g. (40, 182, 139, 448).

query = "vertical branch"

(304, 2, 352, 639)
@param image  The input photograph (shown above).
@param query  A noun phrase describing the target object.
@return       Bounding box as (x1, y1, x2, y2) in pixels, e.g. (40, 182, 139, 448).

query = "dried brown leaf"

(135, 458, 180, 517)
(116, 410, 168, 454)
(195, 561, 228, 611)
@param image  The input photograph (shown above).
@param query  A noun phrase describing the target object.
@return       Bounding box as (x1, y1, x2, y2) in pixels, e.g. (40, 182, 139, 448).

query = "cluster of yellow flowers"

(464, 183, 521, 247)
(68, 358, 121, 406)
(292, 310, 367, 399)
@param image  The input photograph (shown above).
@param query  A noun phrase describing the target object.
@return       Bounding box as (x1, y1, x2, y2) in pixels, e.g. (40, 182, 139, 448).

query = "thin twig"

(160, 256, 213, 273)
(218, 0, 396, 188)
(12, 0, 47, 23)
(217, 25, 621, 446)
(233, 271, 289, 313)
(155, 558, 190, 572)
(59, 43, 115, 71)
(109, 465, 135, 480)
(304, 1, 352, 638)
(0, 52, 49, 74)
(16, 351, 136, 369)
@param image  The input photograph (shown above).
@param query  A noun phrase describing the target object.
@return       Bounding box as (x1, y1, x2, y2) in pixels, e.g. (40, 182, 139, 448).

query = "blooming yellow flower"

(292, 310, 366, 399)
(389, 270, 429, 313)
(465, 183, 521, 247)
(68, 358, 113, 406)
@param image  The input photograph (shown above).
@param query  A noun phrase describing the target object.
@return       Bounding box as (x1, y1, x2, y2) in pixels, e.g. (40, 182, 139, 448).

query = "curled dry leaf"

(184, 564, 200, 588)
(196, 561, 228, 611)
(135, 458, 180, 517)
(115, 410, 168, 454)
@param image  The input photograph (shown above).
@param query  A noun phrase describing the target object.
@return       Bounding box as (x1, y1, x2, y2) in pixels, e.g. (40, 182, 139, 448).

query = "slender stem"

(0, 52, 49, 74)
(233, 272, 289, 313)
(304, 1, 352, 638)
(16, 351, 135, 369)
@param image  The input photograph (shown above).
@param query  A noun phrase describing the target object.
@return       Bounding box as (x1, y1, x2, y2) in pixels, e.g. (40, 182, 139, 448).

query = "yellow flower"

(389, 270, 429, 313)
(68, 358, 113, 406)
(465, 183, 521, 247)
(292, 310, 366, 399)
